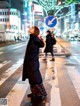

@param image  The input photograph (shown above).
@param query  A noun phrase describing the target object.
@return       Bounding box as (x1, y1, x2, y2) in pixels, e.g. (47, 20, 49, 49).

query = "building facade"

(0, 8, 21, 41)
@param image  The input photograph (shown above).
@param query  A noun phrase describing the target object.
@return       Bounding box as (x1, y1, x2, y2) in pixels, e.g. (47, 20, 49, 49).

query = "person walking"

(22, 26, 47, 101)
(44, 30, 55, 61)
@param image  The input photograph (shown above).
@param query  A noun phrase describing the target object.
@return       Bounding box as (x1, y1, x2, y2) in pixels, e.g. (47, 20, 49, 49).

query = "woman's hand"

(38, 35, 46, 45)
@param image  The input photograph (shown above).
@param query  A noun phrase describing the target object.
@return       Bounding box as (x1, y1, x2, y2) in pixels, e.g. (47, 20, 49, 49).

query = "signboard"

(45, 16, 57, 28)
(40, 27, 44, 31)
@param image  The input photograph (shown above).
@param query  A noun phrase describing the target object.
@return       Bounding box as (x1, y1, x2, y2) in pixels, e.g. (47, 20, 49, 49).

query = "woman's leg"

(51, 52, 55, 61)
(35, 83, 47, 98)
(44, 52, 47, 60)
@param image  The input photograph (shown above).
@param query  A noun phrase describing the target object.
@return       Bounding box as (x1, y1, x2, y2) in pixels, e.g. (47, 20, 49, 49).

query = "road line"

(0, 52, 3, 55)
(45, 60, 61, 106)
(67, 66, 80, 99)
(49, 62, 61, 106)
(72, 56, 80, 64)
(6, 77, 29, 106)
(0, 59, 23, 86)
(12, 44, 26, 50)
(0, 61, 11, 68)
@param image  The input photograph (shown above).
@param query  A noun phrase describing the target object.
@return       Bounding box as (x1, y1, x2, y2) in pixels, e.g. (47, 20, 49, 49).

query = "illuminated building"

(0, 8, 21, 41)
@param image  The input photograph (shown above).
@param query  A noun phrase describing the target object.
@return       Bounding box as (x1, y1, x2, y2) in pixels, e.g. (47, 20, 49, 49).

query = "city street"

(0, 40, 80, 106)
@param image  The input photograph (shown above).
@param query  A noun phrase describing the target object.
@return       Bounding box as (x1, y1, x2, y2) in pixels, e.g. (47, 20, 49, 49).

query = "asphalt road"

(0, 40, 80, 106)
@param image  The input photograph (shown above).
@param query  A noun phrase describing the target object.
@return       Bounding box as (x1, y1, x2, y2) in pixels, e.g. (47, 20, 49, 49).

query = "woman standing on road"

(22, 26, 47, 101)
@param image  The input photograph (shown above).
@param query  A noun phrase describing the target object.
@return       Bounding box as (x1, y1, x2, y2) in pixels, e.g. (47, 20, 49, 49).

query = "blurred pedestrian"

(14, 36, 16, 41)
(22, 26, 47, 101)
(44, 30, 55, 61)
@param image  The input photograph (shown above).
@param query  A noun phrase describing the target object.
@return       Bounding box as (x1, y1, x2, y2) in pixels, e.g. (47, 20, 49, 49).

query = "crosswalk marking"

(6, 77, 29, 106)
(0, 61, 11, 68)
(72, 56, 80, 64)
(49, 62, 61, 106)
(12, 44, 26, 50)
(67, 66, 80, 99)
(0, 59, 23, 86)
(0, 57, 80, 106)
(0, 52, 3, 55)
(45, 60, 61, 106)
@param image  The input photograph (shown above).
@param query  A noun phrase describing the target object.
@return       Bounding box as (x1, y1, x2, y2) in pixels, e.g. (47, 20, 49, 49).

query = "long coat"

(22, 34, 44, 86)
(44, 34, 53, 53)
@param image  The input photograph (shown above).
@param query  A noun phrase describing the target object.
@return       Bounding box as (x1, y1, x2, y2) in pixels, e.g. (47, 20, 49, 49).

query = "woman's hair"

(30, 26, 40, 36)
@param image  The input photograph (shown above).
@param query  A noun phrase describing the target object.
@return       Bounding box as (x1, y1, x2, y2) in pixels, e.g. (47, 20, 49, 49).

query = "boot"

(35, 84, 47, 100)
(50, 58, 55, 61)
(27, 86, 37, 98)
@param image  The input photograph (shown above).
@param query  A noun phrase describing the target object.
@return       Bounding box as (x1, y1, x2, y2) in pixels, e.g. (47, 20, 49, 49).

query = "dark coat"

(22, 34, 44, 85)
(44, 34, 53, 53)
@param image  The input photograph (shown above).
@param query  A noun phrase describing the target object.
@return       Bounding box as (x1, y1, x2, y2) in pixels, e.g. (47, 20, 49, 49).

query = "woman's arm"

(35, 36, 45, 47)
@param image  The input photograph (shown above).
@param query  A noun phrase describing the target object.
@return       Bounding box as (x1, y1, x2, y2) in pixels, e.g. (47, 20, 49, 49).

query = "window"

(5, 12, 7, 15)
(1, 19, 2, 21)
(3, 12, 5, 15)
(5, 25, 7, 29)
(7, 18, 9, 22)
(3, 18, 4, 22)
(0, 12, 2, 15)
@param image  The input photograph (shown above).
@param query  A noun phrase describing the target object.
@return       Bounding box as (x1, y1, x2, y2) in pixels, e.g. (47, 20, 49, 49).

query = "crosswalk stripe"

(12, 44, 26, 50)
(49, 62, 61, 106)
(45, 60, 61, 106)
(0, 59, 23, 86)
(0, 52, 3, 55)
(67, 66, 80, 99)
(0, 61, 11, 68)
(72, 56, 80, 64)
(6, 77, 29, 106)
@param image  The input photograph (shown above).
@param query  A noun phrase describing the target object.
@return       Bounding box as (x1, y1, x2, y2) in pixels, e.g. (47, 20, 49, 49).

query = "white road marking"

(45, 60, 61, 106)
(0, 59, 23, 86)
(49, 62, 61, 106)
(0, 52, 3, 55)
(12, 44, 26, 50)
(6, 77, 29, 106)
(72, 56, 80, 64)
(0, 61, 11, 68)
(67, 66, 80, 99)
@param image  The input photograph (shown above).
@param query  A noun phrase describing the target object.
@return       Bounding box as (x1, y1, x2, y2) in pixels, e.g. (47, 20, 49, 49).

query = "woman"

(22, 26, 47, 100)
(44, 30, 55, 61)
